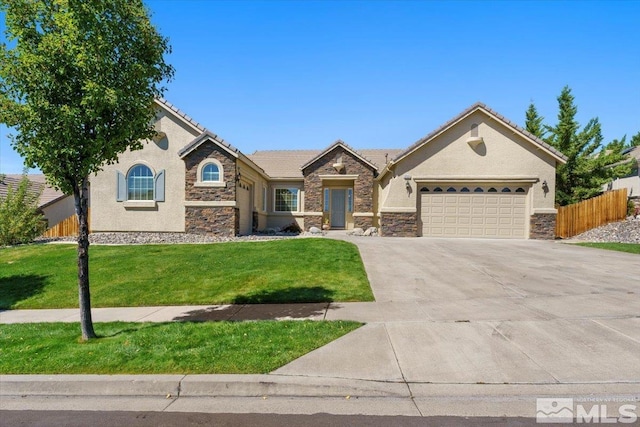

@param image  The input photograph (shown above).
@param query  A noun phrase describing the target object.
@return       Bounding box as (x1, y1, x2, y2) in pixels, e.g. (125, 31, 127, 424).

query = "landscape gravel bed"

(568, 218, 640, 244)
(38, 231, 311, 245)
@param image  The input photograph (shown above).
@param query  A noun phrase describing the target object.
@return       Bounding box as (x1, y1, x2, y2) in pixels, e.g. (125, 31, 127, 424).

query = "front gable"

(301, 140, 378, 176)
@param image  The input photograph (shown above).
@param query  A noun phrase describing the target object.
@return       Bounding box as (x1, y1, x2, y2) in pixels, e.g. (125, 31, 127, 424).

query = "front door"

(330, 189, 346, 228)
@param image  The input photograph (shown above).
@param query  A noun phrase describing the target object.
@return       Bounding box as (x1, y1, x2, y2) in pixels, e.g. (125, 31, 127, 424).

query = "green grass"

(0, 239, 373, 309)
(0, 321, 361, 374)
(575, 242, 640, 254)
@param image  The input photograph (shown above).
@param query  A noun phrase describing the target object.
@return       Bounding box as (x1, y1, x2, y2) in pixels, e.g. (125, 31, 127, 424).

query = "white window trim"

(273, 187, 300, 213)
(195, 158, 225, 187)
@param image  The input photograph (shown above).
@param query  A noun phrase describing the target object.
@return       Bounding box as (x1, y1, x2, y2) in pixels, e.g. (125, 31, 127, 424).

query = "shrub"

(0, 174, 47, 246)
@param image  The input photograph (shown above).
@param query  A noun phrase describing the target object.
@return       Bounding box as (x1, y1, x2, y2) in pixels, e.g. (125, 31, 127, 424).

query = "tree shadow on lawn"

(172, 287, 338, 322)
(0, 274, 49, 310)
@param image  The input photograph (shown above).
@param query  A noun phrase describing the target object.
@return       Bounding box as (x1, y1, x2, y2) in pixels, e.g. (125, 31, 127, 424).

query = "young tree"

(0, 173, 46, 246)
(531, 86, 632, 206)
(0, 0, 173, 340)
(524, 102, 546, 139)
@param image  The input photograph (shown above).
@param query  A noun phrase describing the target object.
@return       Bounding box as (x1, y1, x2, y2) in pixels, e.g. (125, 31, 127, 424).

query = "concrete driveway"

(275, 237, 640, 388)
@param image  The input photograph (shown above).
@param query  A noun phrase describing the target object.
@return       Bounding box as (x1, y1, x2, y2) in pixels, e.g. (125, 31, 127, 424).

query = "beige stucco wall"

(237, 158, 270, 231)
(379, 111, 558, 216)
(90, 109, 200, 232)
(266, 180, 305, 230)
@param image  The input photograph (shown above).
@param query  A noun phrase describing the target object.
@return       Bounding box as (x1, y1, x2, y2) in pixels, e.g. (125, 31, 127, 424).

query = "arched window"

(501, 187, 511, 192)
(420, 187, 430, 192)
(474, 187, 484, 192)
(460, 187, 470, 192)
(202, 163, 220, 182)
(447, 187, 456, 192)
(433, 187, 443, 192)
(515, 187, 526, 193)
(488, 187, 497, 193)
(196, 158, 225, 187)
(127, 165, 154, 200)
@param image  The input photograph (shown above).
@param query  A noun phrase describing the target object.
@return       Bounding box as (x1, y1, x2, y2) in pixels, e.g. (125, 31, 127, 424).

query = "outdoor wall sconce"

(542, 180, 549, 193)
(404, 174, 412, 190)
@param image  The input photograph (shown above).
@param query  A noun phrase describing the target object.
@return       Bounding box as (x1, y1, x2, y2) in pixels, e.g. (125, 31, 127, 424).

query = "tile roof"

(0, 174, 68, 208)
(392, 102, 568, 165)
(155, 98, 206, 133)
(249, 147, 403, 179)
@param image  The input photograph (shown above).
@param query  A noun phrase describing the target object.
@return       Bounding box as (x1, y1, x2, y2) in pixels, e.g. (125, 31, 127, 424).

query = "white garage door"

(420, 185, 527, 238)
(237, 181, 253, 235)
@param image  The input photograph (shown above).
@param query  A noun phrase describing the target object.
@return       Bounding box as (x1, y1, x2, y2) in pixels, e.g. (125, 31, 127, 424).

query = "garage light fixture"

(404, 174, 412, 190)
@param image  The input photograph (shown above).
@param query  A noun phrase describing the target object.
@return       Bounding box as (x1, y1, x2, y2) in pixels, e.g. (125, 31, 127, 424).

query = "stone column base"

(530, 213, 556, 240)
(380, 212, 418, 237)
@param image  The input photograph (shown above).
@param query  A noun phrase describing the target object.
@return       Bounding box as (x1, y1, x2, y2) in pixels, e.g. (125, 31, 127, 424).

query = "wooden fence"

(42, 209, 90, 238)
(556, 189, 628, 239)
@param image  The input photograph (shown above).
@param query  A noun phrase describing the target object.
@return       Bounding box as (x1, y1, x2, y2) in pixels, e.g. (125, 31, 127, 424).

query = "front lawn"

(0, 239, 373, 309)
(0, 321, 361, 374)
(575, 242, 640, 255)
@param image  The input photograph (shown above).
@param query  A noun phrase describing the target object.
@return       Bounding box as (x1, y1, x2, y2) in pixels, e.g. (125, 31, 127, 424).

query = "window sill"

(123, 200, 157, 209)
(194, 182, 226, 188)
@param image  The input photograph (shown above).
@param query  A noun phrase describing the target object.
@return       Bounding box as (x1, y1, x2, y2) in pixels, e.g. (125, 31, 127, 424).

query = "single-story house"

(605, 145, 640, 206)
(90, 99, 567, 239)
(0, 174, 75, 228)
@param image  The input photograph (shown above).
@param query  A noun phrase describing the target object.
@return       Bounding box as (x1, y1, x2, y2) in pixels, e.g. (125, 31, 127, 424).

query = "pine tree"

(525, 102, 545, 139)
(543, 86, 632, 205)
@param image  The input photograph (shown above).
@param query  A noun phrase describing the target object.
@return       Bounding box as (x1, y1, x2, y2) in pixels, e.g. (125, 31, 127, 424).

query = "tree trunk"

(74, 177, 96, 340)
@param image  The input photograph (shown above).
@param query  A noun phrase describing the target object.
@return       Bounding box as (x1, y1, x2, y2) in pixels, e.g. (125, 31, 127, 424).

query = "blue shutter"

(154, 169, 165, 202)
(116, 171, 126, 201)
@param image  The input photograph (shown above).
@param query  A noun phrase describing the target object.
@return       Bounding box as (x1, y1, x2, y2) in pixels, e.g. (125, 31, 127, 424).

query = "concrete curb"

(3, 375, 640, 401)
(0, 374, 408, 398)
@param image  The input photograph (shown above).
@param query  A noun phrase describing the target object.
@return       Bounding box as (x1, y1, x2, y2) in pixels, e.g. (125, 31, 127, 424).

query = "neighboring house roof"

(623, 145, 640, 162)
(249, 147, 403, 179)
(388, 102, 568, 171)
(0, 174, 68, 209)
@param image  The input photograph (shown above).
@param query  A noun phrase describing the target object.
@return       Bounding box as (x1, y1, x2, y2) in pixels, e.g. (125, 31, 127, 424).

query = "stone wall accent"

(183, 141, 240, 236)
(530, 213, 556, 240)
(185, 206, 237, 236)
(380, 212, 418, 237)
(302, 147, 375, 230)
(354, 216, 373, 229)
(304, 215, 322, 230)
(183, 141, 237, 202)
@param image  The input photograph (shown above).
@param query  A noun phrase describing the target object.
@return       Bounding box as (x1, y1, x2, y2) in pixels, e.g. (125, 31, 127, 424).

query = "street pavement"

(1, 236, 639, 418)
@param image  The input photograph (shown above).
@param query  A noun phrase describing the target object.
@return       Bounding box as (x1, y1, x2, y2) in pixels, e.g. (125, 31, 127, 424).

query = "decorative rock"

(363, 227, 377, 236)
(569, 218, 640, 244)
(309, 226, 322, 234)
(351, 228, 364, 236)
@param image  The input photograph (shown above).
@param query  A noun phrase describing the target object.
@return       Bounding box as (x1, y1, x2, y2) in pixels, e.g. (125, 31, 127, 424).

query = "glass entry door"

(330, 189, 346, 228)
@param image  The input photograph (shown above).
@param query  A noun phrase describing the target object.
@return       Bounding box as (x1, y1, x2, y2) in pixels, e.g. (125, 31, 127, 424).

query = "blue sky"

(1, 0, 639, 174)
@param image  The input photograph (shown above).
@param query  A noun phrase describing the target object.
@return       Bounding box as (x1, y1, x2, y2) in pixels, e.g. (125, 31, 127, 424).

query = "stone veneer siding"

(529, 213, 556, 240)
(303, 147, 375, 230)
(183, 141, 239, 235)
(354, 216, 373, 229)
(185, 206, 238, 236)
(380, 212, 418, 237)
